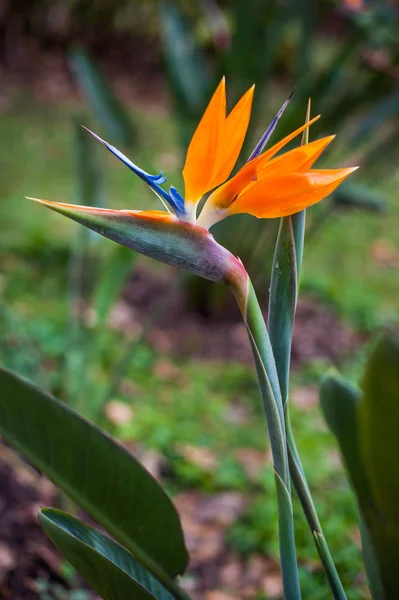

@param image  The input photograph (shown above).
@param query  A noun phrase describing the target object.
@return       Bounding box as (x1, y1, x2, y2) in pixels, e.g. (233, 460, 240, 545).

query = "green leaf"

(160, 2, 210, 113)
(358, 331, 399, 596)
(333, 182, 386, 214)
(40, 509, 178, 600)
(319, 372, 371, 502)
(360, 332, 399, 524)
(319, 368, 399, 600)
(159, 2, 211, 146)
(69, 47, 136, 147)
(0, 367, 188, 582)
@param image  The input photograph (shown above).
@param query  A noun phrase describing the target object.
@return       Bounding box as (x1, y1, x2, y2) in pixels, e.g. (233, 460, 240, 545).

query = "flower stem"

(268, 210, 347, 600)
(231, 276, 302, 600)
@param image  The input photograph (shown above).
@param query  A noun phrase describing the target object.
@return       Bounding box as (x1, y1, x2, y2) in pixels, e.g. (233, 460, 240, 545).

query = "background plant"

(1, 1, 399, 598)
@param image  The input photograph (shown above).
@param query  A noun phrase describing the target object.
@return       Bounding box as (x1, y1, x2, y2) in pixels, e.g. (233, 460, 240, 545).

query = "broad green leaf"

(359, 516, 385, 600)
(319, 368, 399, 599)
(0, 367, 188, 579)
(320, 372, 371, 502)
(69, 47, 136, 147)
(40, 509, 178, 600)
(360, 332, 399, 524)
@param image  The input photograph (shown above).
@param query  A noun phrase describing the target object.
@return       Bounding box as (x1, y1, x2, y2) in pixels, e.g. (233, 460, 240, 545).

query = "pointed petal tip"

(344, 165, 359, 176)
(25, 196, 45, 204)
(339, 165, 359, 176)
(81, 125, 108, 146)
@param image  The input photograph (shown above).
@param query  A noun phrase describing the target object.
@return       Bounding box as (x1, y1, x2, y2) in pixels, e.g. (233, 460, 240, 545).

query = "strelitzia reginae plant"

(1, 79, 357, 600)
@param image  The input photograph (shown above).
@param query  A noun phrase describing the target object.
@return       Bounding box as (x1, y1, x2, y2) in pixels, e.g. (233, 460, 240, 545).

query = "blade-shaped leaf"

(69, 47, 136, 147)
(319, 368, 399, 600)
(0, 367, 188, 582)
(160, 2, 210, 115)
(360, 332, 399, 525)
(159, 2, 211, 147)
(40, 509, 179, 600)
(320, 372, 371, 502)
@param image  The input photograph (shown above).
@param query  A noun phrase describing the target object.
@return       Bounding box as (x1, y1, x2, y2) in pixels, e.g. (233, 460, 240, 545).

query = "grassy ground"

(1, 94, 398, 599)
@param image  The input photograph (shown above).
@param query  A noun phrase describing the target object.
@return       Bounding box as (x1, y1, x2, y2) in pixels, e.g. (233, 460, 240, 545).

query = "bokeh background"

(0, 1, 398, 598)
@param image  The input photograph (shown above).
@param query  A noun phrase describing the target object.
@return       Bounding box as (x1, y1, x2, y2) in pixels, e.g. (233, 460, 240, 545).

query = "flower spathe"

(27, 79, 357, 283)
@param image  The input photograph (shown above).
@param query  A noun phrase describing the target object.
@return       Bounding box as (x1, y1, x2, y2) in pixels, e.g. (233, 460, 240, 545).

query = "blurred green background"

(0, 1, 398, 599)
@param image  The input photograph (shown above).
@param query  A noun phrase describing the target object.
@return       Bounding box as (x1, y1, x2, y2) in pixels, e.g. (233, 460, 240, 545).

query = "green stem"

(287, 416, 346, 598)
(232, 276, 301, 600)
(268, 213, 347, 600)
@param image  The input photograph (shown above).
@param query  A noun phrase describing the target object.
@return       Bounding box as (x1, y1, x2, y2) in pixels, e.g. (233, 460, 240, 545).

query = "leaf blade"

(40, 509, 178, 600)
(0, 367, 188, 579)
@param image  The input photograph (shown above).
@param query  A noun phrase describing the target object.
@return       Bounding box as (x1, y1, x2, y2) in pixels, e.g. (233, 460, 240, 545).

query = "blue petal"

(247, 89, 295, 161)
(150, 173, 167, 185)
(82, 127, 184, 214)
(169, 187, 186, 216)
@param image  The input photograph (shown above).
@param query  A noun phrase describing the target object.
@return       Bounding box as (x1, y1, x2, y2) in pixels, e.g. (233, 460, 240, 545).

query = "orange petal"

(257, 135, 335, 178)
(204, 114, 321, 211)
(183, 78, 226, 205)
(252, 114, 321, 168)
(228, 167, 358, 218)
(211, 85, 254, 186)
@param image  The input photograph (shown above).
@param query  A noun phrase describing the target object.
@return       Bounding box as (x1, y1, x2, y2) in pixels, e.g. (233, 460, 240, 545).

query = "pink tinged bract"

(26, 198, 247, 288)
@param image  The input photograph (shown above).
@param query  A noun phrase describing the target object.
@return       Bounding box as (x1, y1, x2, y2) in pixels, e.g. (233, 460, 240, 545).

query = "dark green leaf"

(360, 332, 399, 524)
(0, 367, 188, 580)
(333, 182, 386, 213)
(159, 1, 210, 144)
(320, 364, 399, 600)
(40, 509, 178, 600)
(69, 47, 136, 147)
(319, 372, 371, 502)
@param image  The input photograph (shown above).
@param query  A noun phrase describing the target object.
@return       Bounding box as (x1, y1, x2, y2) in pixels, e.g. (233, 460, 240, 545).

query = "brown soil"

(114, 266, 365, 368)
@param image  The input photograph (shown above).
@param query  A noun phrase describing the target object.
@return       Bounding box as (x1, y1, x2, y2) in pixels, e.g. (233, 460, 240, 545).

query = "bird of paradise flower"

(27, 78, 356, 288)
(27, 79, 358, 600)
